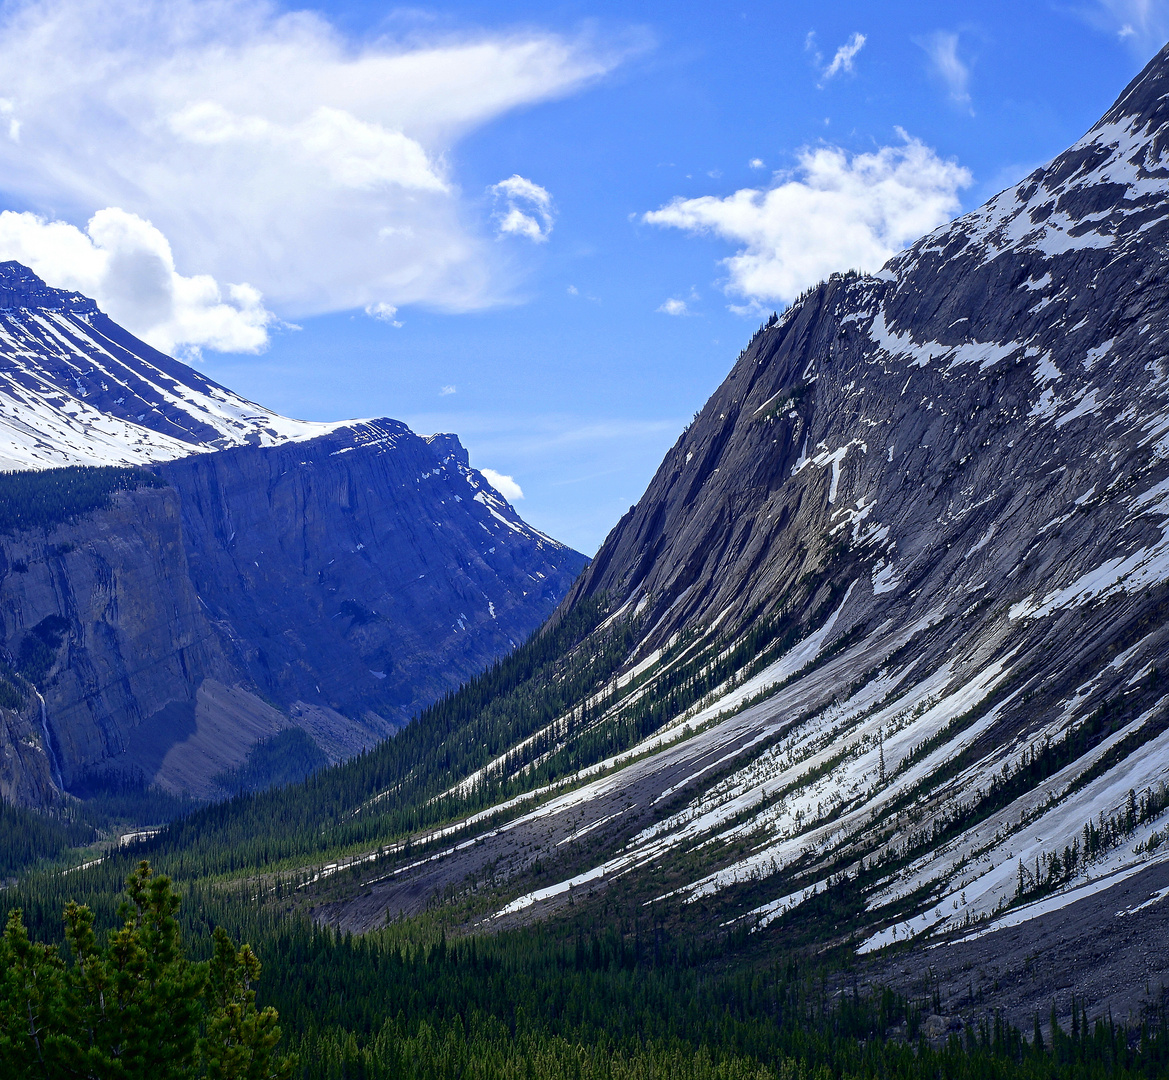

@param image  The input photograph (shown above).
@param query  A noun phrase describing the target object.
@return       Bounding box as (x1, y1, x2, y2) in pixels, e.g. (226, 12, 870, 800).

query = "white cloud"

(0, 208, 271, 354)
(822, 32, 866, 79)
(481, 468, 524, 500)
(919, 31, 972, 112)
(749, 158, 765, 169)
(658, 297, 688, 315)
(0, 0, 619, 352)
(643, 132, 971, 305)
(1081, 1, 1169, 50)
(440, 384, 457, 396)
(364, 301, 402, 326)
(804, 30, 821, 67)
(490, 174, 555, 242)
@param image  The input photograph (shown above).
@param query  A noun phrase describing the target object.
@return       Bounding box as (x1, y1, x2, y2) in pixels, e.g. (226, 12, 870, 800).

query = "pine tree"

(202, 926, 293, 1080)
(59, 861, 204, 1078)
(0, 907, 67, 1077)
(0, 861, 290, 1080)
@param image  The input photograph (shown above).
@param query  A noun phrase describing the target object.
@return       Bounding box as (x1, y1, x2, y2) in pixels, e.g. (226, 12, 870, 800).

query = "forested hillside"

(11, 35, 1169, 1080)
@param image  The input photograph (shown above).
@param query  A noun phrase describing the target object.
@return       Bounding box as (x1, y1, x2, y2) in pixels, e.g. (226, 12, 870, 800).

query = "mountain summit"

(0, 263, 586, 808)
(0, 261, 353, 470)
(289, 42, 1169, 1027)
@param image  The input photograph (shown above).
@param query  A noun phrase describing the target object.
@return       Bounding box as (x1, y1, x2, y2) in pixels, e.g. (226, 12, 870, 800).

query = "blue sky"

(0, 0, 1163, 552)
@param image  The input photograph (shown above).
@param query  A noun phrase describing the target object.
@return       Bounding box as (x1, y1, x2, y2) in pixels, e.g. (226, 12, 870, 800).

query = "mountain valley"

(114, 40, 1169, 1033)
(8, 34, 1169, 1080)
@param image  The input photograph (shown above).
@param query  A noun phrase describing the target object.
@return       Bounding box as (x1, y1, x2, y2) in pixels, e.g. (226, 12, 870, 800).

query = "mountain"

(0, 260, 348, 470)
(214, 42, 1169, 1028)
(0, 265, 587, 807)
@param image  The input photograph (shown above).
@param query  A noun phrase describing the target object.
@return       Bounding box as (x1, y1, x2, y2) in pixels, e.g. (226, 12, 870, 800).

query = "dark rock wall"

(0, 425, 585, 806)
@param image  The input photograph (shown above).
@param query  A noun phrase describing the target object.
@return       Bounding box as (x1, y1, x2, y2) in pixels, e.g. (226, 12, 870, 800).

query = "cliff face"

(0, 423, 584, 806)
(316, 45, 1169, 986)
(159, 420, 584, 740)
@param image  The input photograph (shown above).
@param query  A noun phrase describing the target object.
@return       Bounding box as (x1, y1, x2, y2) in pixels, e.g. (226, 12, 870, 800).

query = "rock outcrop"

(0, 269, 587, 807)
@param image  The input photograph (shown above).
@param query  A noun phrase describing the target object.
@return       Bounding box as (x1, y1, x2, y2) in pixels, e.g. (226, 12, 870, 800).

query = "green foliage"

(69, 770, 202, 829)
(213, 730, 328, 798)
(0, 801, 92, 879)
(0, 673, 24, 708)
(0, 465, 164, 536)
(5, 839, 1169, 1080)
(203, 927, 291, 1080)
(0, 861, 293, 1079)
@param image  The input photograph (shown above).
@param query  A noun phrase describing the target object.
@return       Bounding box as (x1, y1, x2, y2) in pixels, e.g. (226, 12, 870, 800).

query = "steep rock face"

(159, 421, 584, 731)
(0, 484, 234, 802)
(320, 46, 1169, 984)
(0, 424, 584, 805)
(0, 265, 587, 807)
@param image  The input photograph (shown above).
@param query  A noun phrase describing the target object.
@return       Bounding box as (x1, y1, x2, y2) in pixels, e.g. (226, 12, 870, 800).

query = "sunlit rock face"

(320, 46, 1169, 971)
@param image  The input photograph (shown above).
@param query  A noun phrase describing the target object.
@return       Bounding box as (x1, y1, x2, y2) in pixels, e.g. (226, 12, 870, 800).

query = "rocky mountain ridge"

(0, 265, 587, 808)
(297, 43, 1169, 1021)
(0, 261, 357, 472)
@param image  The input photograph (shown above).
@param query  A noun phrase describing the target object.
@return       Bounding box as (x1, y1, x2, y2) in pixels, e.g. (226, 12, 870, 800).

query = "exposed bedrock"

(0, 426, 585, 806)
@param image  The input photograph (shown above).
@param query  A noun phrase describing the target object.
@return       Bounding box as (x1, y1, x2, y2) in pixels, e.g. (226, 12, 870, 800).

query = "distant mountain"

(0, 260, 353, 470)
(235, 42, 1169, 1028)
(0, 263, 586, 807)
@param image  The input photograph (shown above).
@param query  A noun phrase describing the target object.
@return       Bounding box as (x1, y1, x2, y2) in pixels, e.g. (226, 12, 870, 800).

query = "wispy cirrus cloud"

(805, 30, 866, 85)
(0, 0, 624, 353)
(1078, 0, 1169, 52)
(823, 32, 867, 79)
(918, 30, 973, 113)
(643, 132, 970, 306)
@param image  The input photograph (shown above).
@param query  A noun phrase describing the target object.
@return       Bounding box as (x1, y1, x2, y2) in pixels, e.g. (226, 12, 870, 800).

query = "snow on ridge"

(0, 305, 369, 472)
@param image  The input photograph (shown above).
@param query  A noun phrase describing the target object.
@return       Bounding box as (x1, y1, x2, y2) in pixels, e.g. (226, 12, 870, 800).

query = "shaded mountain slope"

(0, 268, 587, 807)
(271, 43, 1169, 972)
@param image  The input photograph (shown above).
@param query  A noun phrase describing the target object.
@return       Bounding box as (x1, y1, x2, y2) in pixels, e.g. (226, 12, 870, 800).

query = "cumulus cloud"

(440, 384, 457, 395)
(490, 175, 555, 241)
(919, 31, 972, 112)
(364, 301, 402, 326)
(0, 0, 619, 351)
(0, 208, 271, 354)
(748, 158, 765, 170)
(823, 32, 866, 79)
(658, 297, 688, 315)
(481, 468, 524, 500)
(643, 132, 971, 305)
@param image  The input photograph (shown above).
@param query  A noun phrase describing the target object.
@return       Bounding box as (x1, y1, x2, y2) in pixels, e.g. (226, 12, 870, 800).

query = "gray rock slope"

(0, 269, 586, 806)
(318, 44, 1169, 993)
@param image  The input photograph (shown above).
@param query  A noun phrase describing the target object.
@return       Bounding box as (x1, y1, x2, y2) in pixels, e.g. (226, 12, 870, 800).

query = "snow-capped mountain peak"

(0, 260, 349, 471)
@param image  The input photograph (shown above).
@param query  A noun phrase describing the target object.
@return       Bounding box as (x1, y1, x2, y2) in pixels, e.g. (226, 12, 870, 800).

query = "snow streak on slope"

(0, 264, 350, 470)
(317, 46, 1169, 958)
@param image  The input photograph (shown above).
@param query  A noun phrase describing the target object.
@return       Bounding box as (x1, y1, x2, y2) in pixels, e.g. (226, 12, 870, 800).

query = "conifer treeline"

(0, 464, 164, 535)
(6, 857, 1167, 1080)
